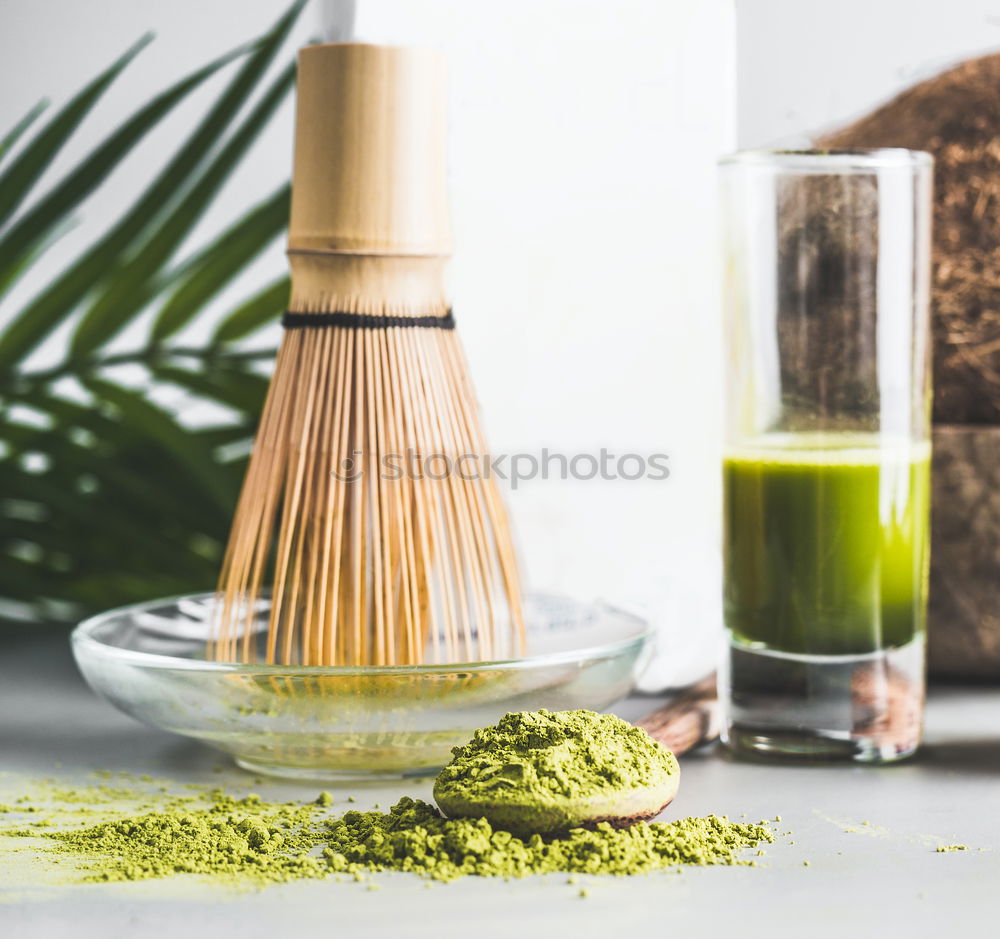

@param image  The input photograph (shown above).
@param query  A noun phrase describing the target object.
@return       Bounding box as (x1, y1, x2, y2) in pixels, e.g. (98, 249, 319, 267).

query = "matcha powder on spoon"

(433, 710, 682, 833)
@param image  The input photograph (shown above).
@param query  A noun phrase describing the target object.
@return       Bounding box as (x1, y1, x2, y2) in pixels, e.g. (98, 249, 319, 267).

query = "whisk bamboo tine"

(219, 337, 294, 662)
(428, 333, 499, 658)
(285, 330, 326, 664)
(363, 329, 388, 665)
(395, 328, 443, 660)
(375, 328, 410, 663)
(300, 327, 336, 665)
(327, 327, 353, 664)
(411, 329, 488, 658)
(270, 332, 323, 663)
(313, 327, 343, 666)
(456, 341, 524, 652)
(350, 332, 366, 666)
(440, 332, 527, 653)
(399, 327, 462, 660)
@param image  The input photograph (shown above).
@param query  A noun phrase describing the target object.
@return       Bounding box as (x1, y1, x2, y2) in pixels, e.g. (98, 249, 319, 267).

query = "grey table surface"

(2, 628, 998, 939)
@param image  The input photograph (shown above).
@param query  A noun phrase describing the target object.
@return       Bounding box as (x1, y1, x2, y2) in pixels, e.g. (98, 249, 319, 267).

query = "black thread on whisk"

(282, 310, 455, 330)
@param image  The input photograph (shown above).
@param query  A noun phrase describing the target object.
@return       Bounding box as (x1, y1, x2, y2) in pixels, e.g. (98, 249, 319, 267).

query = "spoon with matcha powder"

(432, 709, 680, 835)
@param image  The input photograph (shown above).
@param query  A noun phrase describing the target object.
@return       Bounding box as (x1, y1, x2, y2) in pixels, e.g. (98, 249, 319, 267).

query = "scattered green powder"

(40, 792, 329, 884)
(0, 712, 776, 886)
(322, 797, 771, 882)
(3, 789, 773, 886)
(935, 844, 968, 853)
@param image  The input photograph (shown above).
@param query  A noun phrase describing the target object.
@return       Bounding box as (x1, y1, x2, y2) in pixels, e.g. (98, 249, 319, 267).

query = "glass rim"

(719, 148, 934, 171)
(70, 591, 654, 676)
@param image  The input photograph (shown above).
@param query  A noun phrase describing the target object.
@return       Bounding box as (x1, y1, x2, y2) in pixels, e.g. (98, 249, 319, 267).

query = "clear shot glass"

(719, 150, 933, 763)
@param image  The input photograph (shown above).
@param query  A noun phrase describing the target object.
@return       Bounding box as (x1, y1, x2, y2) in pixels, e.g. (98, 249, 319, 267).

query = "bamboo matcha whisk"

(211, 43, 525, 667)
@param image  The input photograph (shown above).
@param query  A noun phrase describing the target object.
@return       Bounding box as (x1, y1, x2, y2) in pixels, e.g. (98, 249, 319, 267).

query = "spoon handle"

(636, 674, 720, 756)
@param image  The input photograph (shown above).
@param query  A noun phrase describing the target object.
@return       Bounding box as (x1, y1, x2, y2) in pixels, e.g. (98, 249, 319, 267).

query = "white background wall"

(738, 0, 1000, 147)
(0, 1, 735, 685)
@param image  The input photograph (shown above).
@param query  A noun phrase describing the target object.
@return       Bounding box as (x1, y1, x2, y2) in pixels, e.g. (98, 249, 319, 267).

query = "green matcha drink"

(721, 149, 932, 761)
(724, 434, 930, 656)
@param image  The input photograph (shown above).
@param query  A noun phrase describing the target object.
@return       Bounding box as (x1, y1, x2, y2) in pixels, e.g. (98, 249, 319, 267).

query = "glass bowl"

(72, 593, 653, 780)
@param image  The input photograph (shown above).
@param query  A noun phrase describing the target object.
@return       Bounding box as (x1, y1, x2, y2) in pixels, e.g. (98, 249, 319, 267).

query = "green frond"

(0, 2, 304, 626)
(0, 35, 152, 228)
(0, 100, 49, 164)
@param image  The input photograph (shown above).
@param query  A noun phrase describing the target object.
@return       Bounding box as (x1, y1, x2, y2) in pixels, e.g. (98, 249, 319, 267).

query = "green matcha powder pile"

(434, 710, 680, 830)
(2, 710, 774, 885)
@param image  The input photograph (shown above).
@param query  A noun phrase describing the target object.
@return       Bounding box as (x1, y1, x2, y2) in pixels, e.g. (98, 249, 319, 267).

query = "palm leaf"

(71, 61, 297, 356)
(0, 46, 251, 314)
(211, 275, 290, 343)
(0, 35, 152, 228)
(0, 216, 78, 306)
(0, 43, 252, 373)
(71, 21, 301, 355)
(0, 2, 301, 374)
(0, 3, 304, 626)
(152, 185, 289, 341)
(0, 100, 48, 164)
